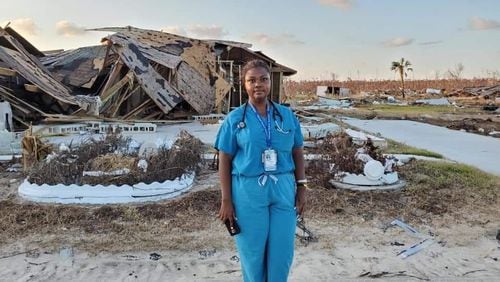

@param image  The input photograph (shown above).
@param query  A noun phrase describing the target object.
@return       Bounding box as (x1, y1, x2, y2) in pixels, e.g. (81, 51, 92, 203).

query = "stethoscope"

(237, 101, 291, 134)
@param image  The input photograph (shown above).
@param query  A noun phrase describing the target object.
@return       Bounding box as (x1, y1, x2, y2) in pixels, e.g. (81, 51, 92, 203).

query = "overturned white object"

(341, 171, 400, 186)
(363, 160, 385, 180)
(18, 172, 195, 204)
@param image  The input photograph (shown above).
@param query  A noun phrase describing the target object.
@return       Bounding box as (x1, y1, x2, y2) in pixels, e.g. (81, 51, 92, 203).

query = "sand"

(1, 219, 499, 281)
(1, 167, 499, 281)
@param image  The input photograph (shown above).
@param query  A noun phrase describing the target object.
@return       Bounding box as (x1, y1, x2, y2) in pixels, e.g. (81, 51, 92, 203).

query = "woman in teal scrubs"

(215, 59, 307, 282)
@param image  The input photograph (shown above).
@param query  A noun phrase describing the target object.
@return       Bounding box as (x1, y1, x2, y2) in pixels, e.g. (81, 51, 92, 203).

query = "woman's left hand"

(295, 187, 306, 216)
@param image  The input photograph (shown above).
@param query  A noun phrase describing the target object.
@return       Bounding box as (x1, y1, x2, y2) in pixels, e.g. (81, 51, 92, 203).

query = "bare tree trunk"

(400, 69, 405, 99)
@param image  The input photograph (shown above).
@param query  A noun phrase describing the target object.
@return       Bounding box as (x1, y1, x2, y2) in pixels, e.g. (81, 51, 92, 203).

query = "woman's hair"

(241, 59, 270, 81)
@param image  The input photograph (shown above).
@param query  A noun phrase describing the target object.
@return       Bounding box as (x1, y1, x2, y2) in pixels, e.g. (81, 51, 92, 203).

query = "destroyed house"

(0, 25, 296, 130)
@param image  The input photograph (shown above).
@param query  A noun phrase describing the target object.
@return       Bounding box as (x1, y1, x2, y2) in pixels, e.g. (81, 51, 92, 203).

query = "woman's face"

(244, 67, 270, 104)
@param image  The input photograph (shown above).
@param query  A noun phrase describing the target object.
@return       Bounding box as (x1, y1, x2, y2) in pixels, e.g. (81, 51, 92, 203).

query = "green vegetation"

(401, 160, 500, 205)
(383, 140, 443, 159)
(391, 57, 413, 98)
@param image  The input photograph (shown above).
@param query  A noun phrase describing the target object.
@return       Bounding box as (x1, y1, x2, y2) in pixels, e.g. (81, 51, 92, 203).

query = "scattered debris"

(316, 86, 350, 97)
(21, 126, 52, 172)
(345, 128, 387, 148)
(414, 98, 450, 106)
(390, 219, 435, 259)
(149, 252, 162, 261)
(391, 219, 427, 238)
(483, 104, 498, 111)
(426, 88, 443, 95)
(301, 122, 340, 140)
(296, 216, 318, 246)
(198, 249, 216, 259)
(358, 270, 429, 280)
(448, 85, 500, 99)
(390, 241, 405, 246)
(307, 130, 398, 190)
(229, 255, 240, 263)
(0, 26, 296, 131)
(300, 96, 351, 111)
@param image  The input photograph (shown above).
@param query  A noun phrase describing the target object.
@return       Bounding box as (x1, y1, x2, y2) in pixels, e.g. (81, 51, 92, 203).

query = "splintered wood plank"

(113, 45, 182, 113)
(0, 27, 48, 72)
(0, 67, 16, 76)
(100, 60, 124, 94)
(0, 46, 80, 106)
(100, 71, 133, 103)
(215, 74, 232, 108)
(0, 86, 46, 115)
(175, 61, 215, 114)
(24, 84, 41, 93)
(122, 99, 153, 119)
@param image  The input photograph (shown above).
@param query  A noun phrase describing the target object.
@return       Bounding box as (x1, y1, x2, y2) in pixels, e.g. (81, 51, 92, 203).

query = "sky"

(1, 0, 499, 81)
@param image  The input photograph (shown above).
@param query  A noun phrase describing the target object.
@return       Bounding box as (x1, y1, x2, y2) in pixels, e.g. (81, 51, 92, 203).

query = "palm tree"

(391, 58, 413, 99)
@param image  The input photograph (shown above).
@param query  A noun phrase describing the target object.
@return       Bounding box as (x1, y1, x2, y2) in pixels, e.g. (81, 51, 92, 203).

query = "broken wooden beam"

(0, 67, 16, 77)
(112, 44, 183, 114)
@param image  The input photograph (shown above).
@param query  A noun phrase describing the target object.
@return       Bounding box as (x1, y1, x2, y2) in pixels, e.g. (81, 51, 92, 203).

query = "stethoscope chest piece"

(238, 121, 246, 129)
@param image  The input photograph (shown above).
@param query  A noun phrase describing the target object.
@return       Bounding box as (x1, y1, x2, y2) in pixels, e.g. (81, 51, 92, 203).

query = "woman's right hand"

(218, 198, 236, 224)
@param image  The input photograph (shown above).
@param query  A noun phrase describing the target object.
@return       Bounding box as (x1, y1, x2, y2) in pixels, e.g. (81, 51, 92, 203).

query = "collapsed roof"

(0, 25, 296, 130)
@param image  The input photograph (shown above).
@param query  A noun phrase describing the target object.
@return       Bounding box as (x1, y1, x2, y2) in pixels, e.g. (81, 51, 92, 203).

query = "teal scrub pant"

(232, 173, 297, 282)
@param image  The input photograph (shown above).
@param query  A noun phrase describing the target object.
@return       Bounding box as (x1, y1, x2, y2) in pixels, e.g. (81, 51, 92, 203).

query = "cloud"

(160, 26, 187, 36)
(419, 40, 443, 46)
(56, 20, 86, 36)
(317, 0, 354, 10)
(1, 18, 37, 35)
(383, 37, 414, 47)
(468, 17, 500, 30)
(244, 33, 305, 46)
(187, 24, 228, 39)
(281, 33, 306, 45)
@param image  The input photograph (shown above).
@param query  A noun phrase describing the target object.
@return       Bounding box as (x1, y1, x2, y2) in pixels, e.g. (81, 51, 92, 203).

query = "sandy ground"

(1, 222, 499, 281)
(0, 168, 499, 282)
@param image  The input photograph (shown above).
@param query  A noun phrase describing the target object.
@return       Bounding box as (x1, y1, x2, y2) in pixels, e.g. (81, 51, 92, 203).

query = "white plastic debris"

(398, 239, 434, 259)
(137, 159, 148, 172)
(363, 160, 385, 181)
(59, 143, 69, 152)
(139, 141, 158, 158)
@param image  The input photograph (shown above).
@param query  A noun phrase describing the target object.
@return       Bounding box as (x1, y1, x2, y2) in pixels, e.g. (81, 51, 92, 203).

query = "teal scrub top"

(215, 102, 304, 177)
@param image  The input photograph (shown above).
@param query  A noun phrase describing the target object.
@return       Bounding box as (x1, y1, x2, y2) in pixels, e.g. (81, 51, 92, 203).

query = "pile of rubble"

(0, 25, 295, 131)
(447, 85, 500, 100)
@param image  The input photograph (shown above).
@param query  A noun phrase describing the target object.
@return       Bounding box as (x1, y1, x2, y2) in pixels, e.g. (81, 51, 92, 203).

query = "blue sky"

(1, 0, 499, 80)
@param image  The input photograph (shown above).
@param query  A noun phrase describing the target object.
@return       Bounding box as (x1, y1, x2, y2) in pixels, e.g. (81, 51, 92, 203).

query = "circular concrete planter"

(18, 172, 195, 204)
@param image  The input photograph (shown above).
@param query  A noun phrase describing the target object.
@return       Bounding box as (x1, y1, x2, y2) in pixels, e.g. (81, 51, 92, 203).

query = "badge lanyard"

(249, 102, 277, 172)
(248, 103, 272, 148)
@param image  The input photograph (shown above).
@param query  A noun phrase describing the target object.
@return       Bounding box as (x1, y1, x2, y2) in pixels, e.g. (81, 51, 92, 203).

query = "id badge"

(263, 149, 277, 172)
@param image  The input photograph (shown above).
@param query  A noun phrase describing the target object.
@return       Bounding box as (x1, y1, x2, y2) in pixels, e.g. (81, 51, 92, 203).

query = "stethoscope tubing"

(237, 101, 290, 134)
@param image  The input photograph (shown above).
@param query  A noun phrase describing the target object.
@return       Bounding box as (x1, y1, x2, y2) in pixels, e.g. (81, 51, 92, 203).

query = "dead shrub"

(27, 131, 202, 186)
(307, 131, 385, 187)
(87, 154, 136, 172)
(139, 130, 202, 184)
